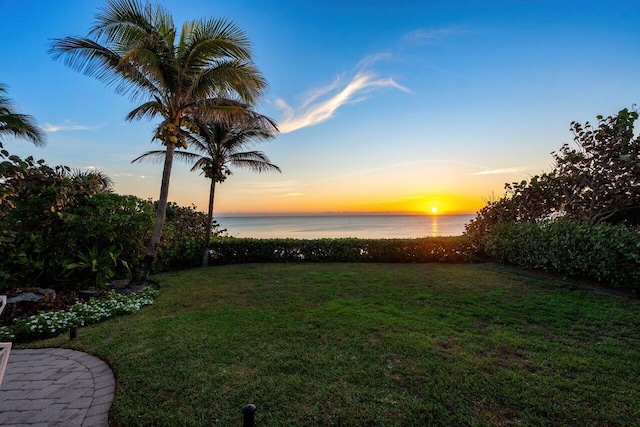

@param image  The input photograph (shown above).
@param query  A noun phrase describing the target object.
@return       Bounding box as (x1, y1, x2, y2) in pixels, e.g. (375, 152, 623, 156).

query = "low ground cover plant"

(1, 287, 159, 342)
(30, 263, 640, 426)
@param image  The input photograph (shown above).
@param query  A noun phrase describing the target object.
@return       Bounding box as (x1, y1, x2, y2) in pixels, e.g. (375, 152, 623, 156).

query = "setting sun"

(431, 206, 439, 214)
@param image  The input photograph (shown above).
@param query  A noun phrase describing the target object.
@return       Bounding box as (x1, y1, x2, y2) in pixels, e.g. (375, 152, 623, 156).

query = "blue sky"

(2, 0, 639, 215)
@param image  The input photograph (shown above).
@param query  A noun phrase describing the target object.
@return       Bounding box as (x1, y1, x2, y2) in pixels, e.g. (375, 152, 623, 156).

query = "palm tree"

(50, 0, 267, 281)
(0, 84, 46, 146)
(133, 114, 280, 266)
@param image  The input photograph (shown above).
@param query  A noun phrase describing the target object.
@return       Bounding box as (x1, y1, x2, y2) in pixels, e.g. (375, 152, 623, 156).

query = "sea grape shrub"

(553, 108, 640, 226)
(463, 173, 560, 248)
(465, 108, 640, 254)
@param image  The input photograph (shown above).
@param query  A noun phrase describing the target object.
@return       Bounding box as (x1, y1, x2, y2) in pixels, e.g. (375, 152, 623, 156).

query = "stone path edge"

(0, 348, 115, 427)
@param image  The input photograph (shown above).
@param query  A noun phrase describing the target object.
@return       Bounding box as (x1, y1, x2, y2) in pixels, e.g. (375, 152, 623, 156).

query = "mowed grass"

(31, 263, 640, 426)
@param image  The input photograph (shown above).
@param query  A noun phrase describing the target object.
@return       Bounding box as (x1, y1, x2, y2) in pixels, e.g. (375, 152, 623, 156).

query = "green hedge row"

(207, 236, 483, 265)
(486, 220, 640, 290)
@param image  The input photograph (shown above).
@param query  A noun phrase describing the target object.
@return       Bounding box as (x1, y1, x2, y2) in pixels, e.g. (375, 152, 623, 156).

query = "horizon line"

(215, 211, 478, 218)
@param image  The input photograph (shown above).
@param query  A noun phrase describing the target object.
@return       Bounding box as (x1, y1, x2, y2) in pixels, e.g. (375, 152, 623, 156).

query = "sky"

(2, 0, 640, 216)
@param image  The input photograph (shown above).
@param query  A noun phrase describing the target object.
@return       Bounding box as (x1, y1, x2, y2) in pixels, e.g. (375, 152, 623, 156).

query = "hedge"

(207, 236, 483, 265)
(486, 220, 640, 291)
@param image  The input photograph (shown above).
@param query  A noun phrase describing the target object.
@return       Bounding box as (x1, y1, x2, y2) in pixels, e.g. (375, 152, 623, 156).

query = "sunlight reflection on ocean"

(215, 215, 476, 239)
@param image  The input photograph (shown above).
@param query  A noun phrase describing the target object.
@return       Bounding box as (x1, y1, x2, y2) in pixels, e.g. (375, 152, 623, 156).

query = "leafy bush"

(486, 220, 640, 290)
(208, 236, 483, 265)
(0, 148, 221, 290)
(152, 202, 211, 273)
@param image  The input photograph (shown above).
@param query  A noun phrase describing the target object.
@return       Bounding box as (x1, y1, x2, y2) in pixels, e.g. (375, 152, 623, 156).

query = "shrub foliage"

(0, 148, 217, 290)
(486, 220, 640, 290)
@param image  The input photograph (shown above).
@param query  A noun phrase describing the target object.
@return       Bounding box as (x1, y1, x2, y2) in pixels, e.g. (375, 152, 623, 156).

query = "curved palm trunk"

(202, 178, 217, 266)
(136, 141, 176, 281)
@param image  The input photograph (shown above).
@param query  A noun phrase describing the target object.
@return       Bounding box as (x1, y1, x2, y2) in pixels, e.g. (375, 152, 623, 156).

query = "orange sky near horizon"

(114, 159, 499, 216)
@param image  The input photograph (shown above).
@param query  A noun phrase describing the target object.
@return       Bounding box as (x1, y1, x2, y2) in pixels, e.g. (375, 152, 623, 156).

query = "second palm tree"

(133, 114, 280, 266)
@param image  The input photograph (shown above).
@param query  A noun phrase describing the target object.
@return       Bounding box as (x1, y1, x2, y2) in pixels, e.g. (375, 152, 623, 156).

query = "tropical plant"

(0, 84, 45, 147)
(133, 114, 280, 265)
(0, 151, 120, 289)
(63, 244, 130, 288)
(50, 0, 268, 281)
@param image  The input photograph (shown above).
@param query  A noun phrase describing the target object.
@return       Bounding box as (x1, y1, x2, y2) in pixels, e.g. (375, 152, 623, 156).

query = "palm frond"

(131, 149, 202, 165)
(197, 17, 252, 60)
(126, 100, 163, 121)
(194, 99, 272, 128)
(190, 60, 267, 104)
(0, 84, 46, 146)
(91, 0, 171, 50)
(49, 36, 159, 101)
(178, 18, 252, 75)
(228, 151, 281, 173)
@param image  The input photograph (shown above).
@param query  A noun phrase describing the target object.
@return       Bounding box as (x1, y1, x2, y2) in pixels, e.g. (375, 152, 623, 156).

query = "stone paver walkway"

(0, 349, 114, 426)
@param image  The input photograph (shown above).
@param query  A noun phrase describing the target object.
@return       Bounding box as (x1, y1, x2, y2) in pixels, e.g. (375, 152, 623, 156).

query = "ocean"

(215, 214, 476, 239)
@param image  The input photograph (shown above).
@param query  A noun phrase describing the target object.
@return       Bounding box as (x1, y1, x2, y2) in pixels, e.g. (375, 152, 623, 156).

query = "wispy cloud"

(227, 180, 301, 194)
(307, 160, 487, 186)
(275, 60, 409, 134)
(471, 167, 530, 176)
(404, 26, 465, 45)
(113, 172, 147, 179)
(42, 120, 104, 133)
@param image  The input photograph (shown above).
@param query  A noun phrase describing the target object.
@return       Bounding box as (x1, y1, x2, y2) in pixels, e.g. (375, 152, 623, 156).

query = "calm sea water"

(215, 215, 476, 239)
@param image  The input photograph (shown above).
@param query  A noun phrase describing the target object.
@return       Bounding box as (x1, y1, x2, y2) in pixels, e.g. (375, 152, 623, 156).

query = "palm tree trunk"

(202, 178, 217, 266)
(136, 141, 176, 281)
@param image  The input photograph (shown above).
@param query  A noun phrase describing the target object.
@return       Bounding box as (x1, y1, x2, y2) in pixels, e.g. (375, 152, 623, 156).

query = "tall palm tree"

(0, 84, 46, 146)
(50, 0, 267, 281)
(132, 114, 280, 266)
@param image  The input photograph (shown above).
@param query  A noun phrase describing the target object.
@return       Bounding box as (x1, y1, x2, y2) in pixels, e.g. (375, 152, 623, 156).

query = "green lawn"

(30, 263, 640, 426)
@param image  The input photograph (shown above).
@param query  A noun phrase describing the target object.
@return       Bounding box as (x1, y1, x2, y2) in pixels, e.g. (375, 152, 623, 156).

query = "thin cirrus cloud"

(403, 26, 465, 45)
(275, 62, 410, 134)
(42, 121, 104, 132)
(306, 160, 488, 186)
(226, 180, 302, 194)
(113, 172, 147, 178)
(471, 167, 531, 176)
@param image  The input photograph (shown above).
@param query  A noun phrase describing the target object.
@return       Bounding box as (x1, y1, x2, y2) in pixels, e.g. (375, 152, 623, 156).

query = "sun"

(430, 206, 439, 215)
